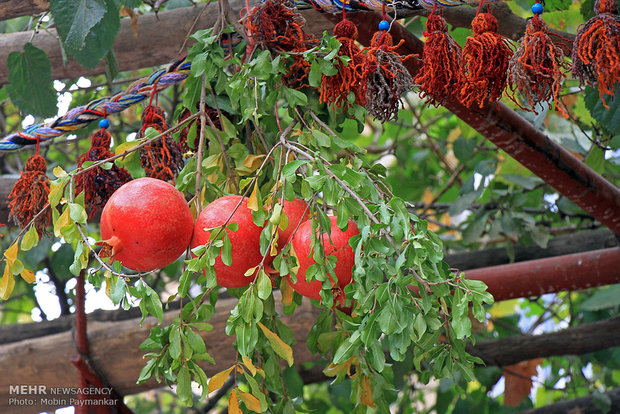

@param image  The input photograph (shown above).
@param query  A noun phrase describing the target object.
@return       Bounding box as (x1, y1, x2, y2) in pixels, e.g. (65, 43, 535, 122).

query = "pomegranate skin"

(277, 198, 310, 249)
(191, 195, 264, 288)
(100, 177, 194, 272)
(289, 216, 359, 301)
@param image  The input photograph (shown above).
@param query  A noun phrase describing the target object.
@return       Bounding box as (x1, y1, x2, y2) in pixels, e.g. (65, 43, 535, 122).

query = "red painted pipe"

(464, 248, 620, 301)
(348, 13, 620, 236)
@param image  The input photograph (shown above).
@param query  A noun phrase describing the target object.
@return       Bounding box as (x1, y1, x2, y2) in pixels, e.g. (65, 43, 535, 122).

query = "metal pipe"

(464, 248, 620, 300)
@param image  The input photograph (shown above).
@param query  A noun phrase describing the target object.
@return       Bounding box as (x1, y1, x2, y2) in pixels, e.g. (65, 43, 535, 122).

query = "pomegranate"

(289, 216, 359, 301)
(99, 177, 194, 272)
(277, 198, 310, 249)
(191, 195, 264, 288)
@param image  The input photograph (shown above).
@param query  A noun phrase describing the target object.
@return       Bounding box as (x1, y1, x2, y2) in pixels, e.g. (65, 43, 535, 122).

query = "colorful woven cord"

(0, 57, 191, 152)
(295, 0, 473, 13)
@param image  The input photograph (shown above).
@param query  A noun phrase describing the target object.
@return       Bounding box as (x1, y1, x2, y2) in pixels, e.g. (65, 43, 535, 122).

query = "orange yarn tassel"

(320, 19, 367, 109)
(362, 31, 414, 122)
(139, 106, 184, 183)
(8, 155, 51, 235)
(75, 129, 132, 218)
(572, 0, 620, 107)
(459, 13, 513, 109)
(508, 15, 570, 117)
(415, 14, 462, 107)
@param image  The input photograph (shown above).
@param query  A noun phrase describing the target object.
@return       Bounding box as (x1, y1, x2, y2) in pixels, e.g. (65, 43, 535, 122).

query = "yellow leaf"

(229, 388, 241, 414)
(238, 390, 262, 413)
(280, 277, 294, 307)
(114, 139, 143, 156)
(21, 269, 36, 284)
(323, 356, 355, 377)
(257, 322, 293, 366)
(0, 264, 15, 300)
(52, 166, 67, 178)
(208, 366, 234, 393)
(242, 356, 257, 376)
(4, 242, 18, 265)
(247, 181, 259, 212)
(53, 207, 73, 237)
(359, 375, 375, 408)
(242, 154, 266, 171)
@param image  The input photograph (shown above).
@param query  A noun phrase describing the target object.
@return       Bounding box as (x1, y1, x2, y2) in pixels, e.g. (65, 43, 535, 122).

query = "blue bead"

(378, 20, 390, 31)
(531, 3, 543, 14)
(99, 118, 110, 129)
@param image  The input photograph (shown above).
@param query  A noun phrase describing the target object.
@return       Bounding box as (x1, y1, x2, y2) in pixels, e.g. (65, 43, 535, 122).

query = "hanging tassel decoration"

(319, 7, 367, 109)
(246, 0, 317, 88)
(572, 0, 620, 107)
(8, 153, 51, 235)
(177, 103, 223, 153)
(139, 105, 184, 183)
(414, 10, 463, 106)
(362, 19, 415, 122)
(459, 12, 513, 109)
(508, 4, 570, 117)
(75, 120, 132, 218)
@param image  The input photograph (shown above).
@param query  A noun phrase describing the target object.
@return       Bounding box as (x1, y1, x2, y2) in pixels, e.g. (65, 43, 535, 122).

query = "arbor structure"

(0, 1, 618, 413)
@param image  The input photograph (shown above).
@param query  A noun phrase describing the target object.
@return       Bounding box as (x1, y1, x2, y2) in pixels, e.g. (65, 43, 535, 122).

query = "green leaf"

(453, 137, 475, 162)
(581, 285, 620, 311)
(170, 326, 182, 360)
(6, 43, 57, 117)
(143, 283, 164, 324)
(68, 203, 88, 224)
(176, 366, 193, 405)
(50, 0, 120, 68)
(257, 270, 271, 300)
(20, 226, 40, 252)
(282, 160, 309, 179)
(585, 86, 620, 135)
(51, 0, 107, 49)
(186, 328, 207, 354)
(333, 331, 360, 364)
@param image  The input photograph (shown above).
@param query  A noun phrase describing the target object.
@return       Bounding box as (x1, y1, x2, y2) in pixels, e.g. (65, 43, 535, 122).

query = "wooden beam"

(469, 316, 620, 367)
(518, 387, 620, 414)
(0, 0, 48, 21)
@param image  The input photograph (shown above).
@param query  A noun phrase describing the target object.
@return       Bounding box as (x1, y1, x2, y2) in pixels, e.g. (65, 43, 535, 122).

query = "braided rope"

(295, 0, 489, 12)
(0, 57, 191, 152)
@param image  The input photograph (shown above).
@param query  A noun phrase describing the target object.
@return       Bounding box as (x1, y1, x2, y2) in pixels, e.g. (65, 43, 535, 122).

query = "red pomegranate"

(99, 177, 194, 272)
(191, 195, 264, 288)
(289, 216, 359, 301)
(277, 198, 310, 249)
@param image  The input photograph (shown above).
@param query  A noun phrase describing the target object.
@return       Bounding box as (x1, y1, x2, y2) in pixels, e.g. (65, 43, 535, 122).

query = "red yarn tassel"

(415, 14, 463, 107)
(75, 129, 132, 218)
(139, 106, 184, 183)
(320, 19, 367, 109)
(459, 13, 513, 109)
(572, 0, 620, 107)
(246, 0, 316, 88)
(8, 154, 51, 236)
(508, 15, 570, 117)
(362, 31, 415, 122)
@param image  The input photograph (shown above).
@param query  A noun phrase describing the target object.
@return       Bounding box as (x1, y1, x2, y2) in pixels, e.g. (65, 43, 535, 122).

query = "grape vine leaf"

(6, 43, 57, 117)
(50, 0, 120, 69)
